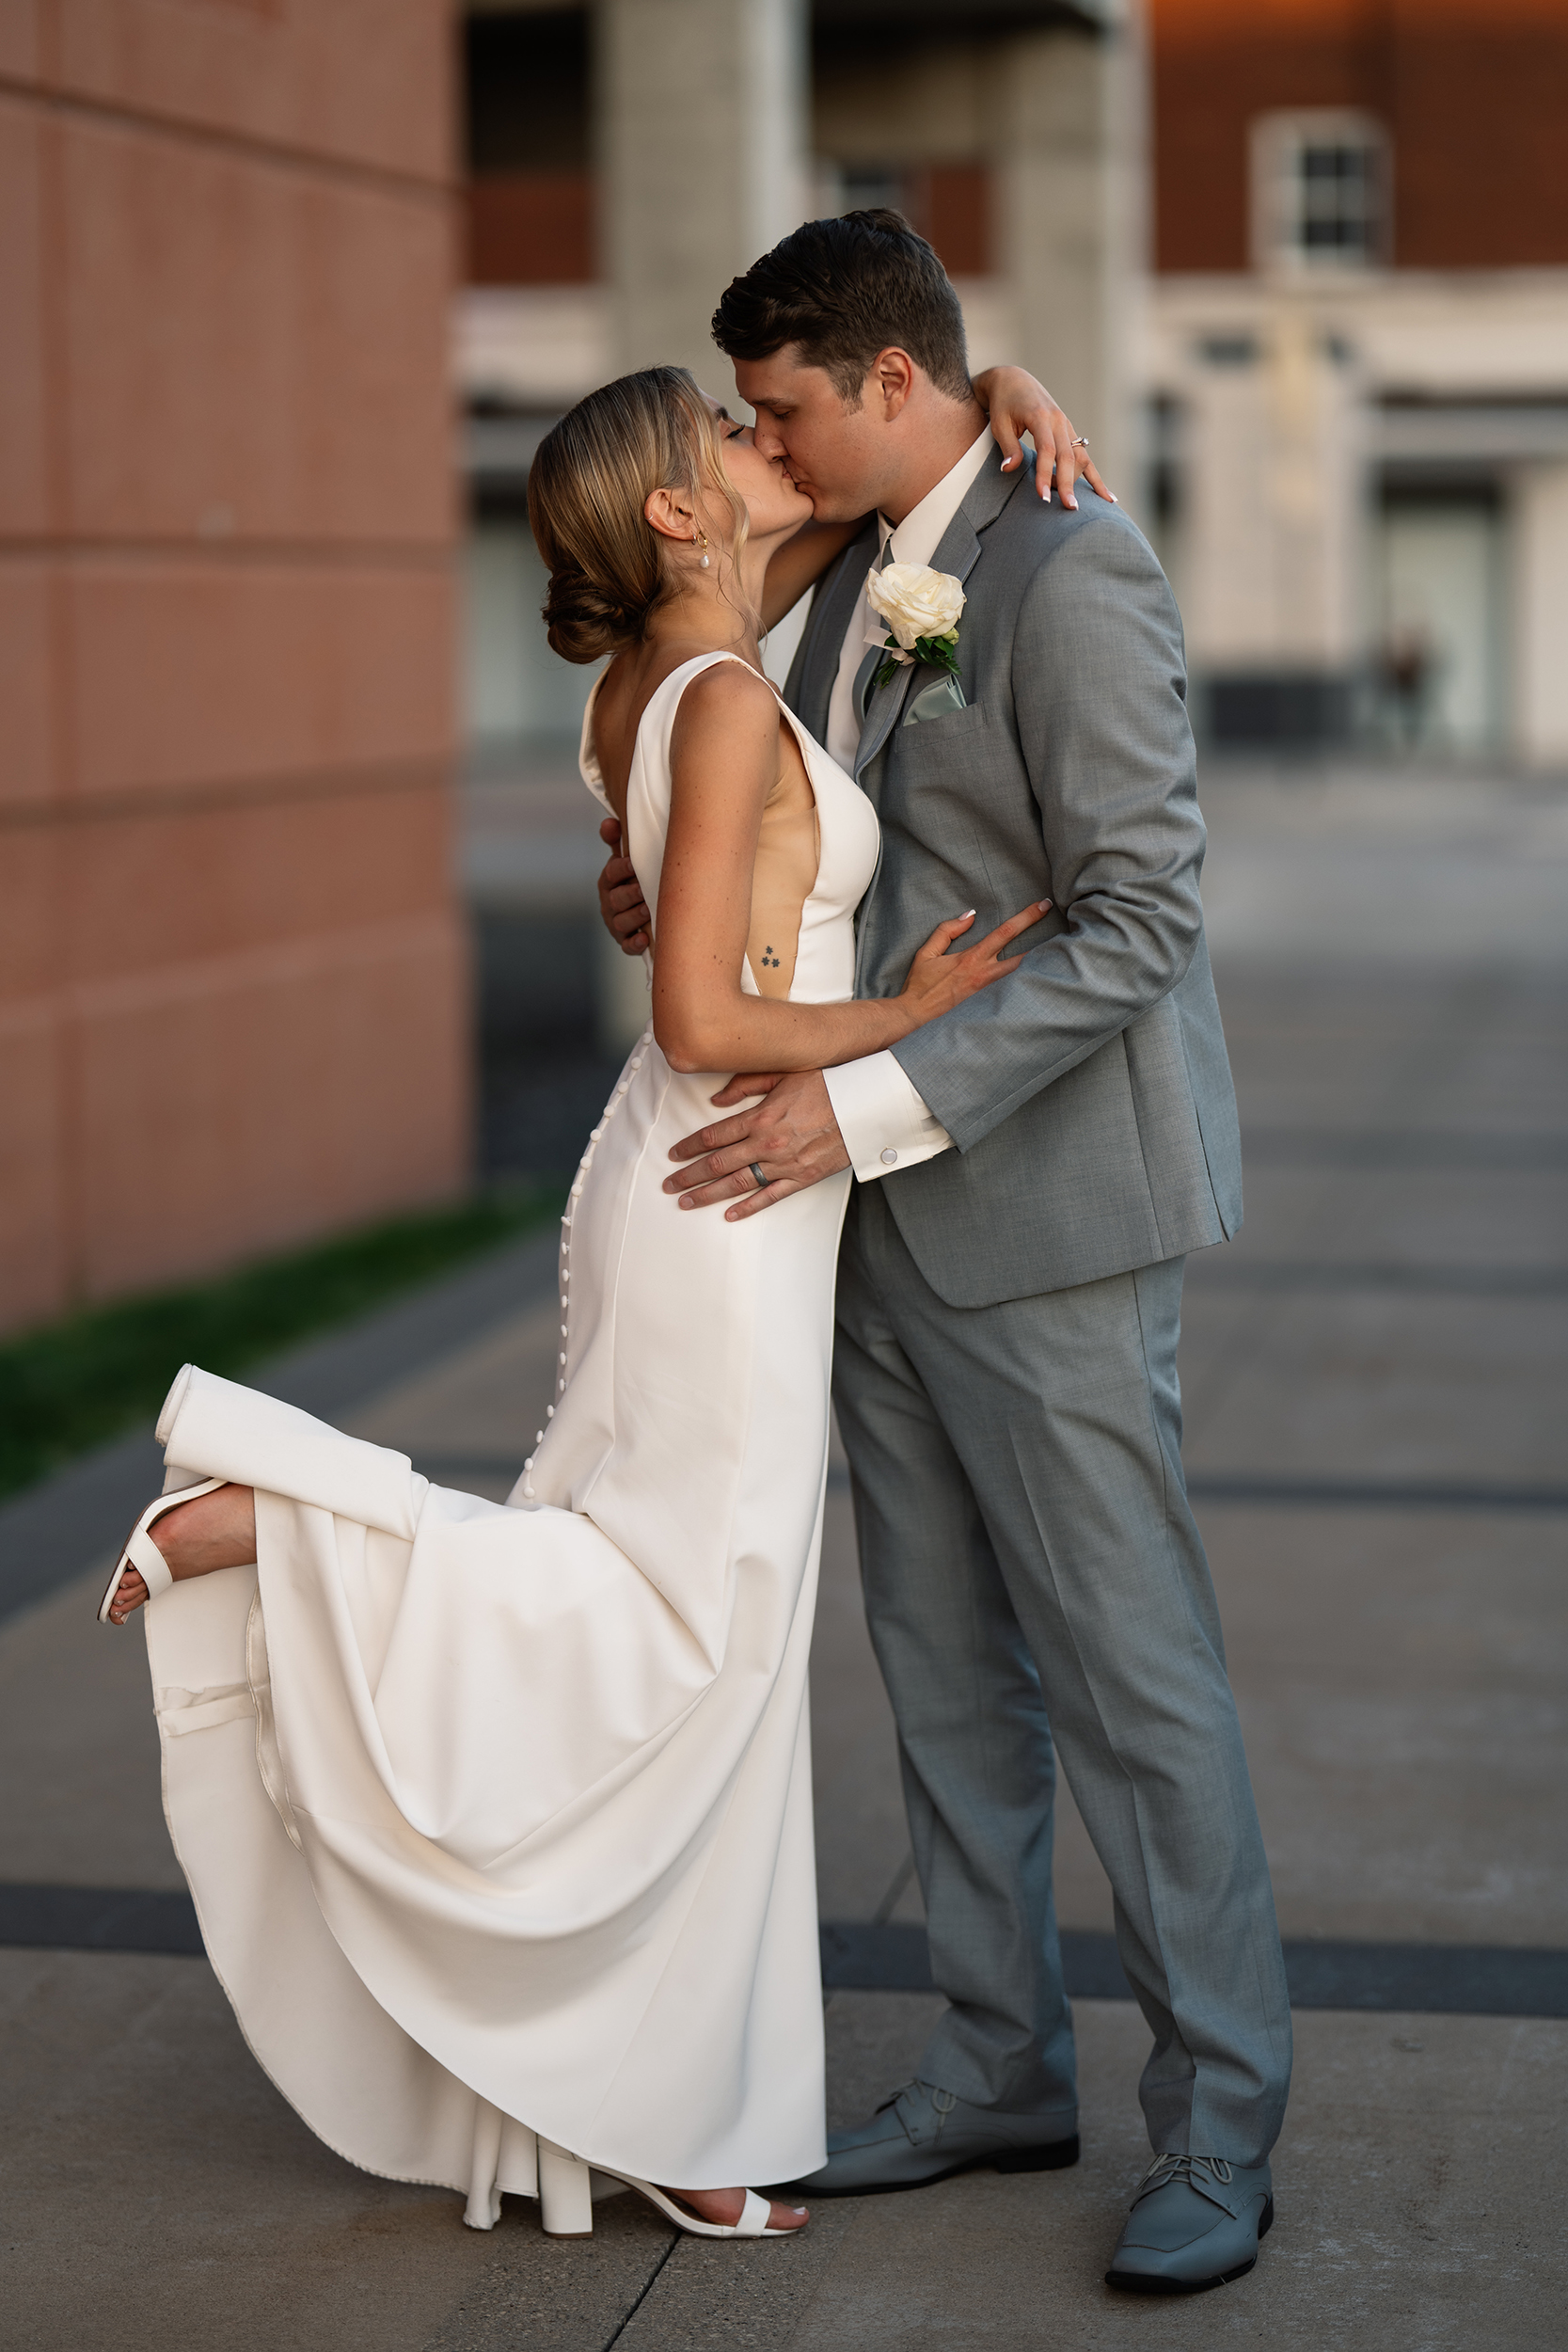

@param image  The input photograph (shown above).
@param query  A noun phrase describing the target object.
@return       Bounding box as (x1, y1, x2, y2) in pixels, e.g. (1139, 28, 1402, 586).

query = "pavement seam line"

(600, 2229, 681, 2350)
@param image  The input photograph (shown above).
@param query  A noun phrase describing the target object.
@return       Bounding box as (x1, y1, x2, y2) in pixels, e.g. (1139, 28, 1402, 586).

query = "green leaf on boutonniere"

(873, 630, 962, 692)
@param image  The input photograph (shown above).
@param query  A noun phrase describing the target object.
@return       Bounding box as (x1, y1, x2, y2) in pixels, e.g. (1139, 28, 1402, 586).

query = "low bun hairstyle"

(527, 366, 748, 664)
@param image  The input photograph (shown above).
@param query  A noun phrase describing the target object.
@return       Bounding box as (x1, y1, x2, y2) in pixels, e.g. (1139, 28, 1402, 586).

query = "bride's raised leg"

(102, 1483, 257, 1626)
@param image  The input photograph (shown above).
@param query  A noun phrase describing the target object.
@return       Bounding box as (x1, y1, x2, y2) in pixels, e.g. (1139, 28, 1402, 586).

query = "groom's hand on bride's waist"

(597, 817, 651, 954)
(663, 1070, 850, 1218)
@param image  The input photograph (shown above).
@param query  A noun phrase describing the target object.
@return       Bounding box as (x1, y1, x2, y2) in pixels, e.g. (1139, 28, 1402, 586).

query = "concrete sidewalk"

(3, 763, 1566, 2349)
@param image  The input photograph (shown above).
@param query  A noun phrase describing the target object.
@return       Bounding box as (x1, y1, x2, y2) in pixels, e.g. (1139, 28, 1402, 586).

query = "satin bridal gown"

(138, 653, 879, 2224)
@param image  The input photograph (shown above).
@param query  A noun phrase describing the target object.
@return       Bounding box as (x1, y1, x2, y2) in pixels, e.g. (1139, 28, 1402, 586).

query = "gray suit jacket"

(784, 447, 1242, 1309)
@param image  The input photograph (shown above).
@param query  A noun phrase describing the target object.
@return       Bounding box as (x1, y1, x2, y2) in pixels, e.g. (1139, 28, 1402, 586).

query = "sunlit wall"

(0, 2, 471, 1338)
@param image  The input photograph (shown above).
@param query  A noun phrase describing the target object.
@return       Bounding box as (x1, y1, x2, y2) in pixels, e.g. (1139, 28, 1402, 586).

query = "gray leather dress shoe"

(787, 2079, 1079, 2197)
(1105, 2153, 1274, 2293)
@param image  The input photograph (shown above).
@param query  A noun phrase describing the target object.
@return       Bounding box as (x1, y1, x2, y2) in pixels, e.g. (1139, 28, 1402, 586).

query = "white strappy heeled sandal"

(97, 1479, 229, 1625)
(536, 2138, 800, 2240)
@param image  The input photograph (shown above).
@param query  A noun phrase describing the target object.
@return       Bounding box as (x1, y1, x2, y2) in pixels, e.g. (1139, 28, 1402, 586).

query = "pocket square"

(904, 672, 967, 725)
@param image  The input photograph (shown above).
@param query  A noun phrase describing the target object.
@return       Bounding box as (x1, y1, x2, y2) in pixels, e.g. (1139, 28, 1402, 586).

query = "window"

(1251, 112, 1388, 272)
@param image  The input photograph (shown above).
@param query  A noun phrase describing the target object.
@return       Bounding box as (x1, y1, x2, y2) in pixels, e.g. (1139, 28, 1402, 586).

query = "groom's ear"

(869, 348, 917, 422)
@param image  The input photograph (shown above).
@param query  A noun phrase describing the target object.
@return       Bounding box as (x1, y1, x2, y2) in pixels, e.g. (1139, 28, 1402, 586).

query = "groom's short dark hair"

(711, 210, 973, 405)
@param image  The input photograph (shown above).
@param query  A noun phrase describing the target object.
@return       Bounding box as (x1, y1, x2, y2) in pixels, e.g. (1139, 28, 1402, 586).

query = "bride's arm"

(759, 516, 864, 632)
(654, 666, 1041, 1076)
(972, 367, 1118, 510)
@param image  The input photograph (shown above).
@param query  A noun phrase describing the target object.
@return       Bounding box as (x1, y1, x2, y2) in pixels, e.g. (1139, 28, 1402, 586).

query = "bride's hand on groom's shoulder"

(971, 367, 1117, 512)
(597, 817, 651, 955)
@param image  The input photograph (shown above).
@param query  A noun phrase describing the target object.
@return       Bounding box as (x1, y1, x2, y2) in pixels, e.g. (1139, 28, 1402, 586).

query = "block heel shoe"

(536, 2138, 800, 2239)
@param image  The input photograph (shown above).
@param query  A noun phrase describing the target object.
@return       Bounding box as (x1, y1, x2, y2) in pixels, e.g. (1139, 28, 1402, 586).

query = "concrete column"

(990, 8, 1145, 496)
(1513, 463, 1568, 767)
(598, 0, 809, 382)
(1181, 302, 1367, 678)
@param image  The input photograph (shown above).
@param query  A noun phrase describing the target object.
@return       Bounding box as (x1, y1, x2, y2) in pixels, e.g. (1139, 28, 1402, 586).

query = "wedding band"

(749, 1162, 768, 1192)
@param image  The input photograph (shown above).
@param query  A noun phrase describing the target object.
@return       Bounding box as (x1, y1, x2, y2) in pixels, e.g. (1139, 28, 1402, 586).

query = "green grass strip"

(0, 1185, 562, 1505)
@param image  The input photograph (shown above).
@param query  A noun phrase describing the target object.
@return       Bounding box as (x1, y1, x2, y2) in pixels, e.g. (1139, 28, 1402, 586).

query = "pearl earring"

(695, 531, 710, 570)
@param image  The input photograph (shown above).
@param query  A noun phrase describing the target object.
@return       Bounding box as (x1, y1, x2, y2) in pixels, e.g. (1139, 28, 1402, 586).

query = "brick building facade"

(0, 2, 470, 1339)
(1154, 0, 1568, 275)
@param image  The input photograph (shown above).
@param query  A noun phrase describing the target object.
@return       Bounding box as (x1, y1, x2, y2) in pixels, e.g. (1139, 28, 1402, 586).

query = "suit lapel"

(852, 449, 1022, 780)
(785, 519, 878, 740)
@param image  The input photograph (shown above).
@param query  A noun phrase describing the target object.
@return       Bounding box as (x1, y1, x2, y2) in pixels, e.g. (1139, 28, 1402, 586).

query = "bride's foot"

(104, 1484, 258, 1624)
(657, 2185, 808, 2233)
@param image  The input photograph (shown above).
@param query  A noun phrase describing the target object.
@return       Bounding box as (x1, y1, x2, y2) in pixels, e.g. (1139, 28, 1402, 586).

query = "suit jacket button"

(880, 1148, 898, 1166)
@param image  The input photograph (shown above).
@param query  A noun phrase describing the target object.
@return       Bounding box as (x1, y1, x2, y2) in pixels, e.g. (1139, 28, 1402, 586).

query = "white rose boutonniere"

(865, 563, 966, 692)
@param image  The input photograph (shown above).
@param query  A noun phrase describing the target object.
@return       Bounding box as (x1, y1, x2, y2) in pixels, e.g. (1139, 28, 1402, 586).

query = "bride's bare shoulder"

(673, 660, 780, 760)
(674, 657, 777, 726)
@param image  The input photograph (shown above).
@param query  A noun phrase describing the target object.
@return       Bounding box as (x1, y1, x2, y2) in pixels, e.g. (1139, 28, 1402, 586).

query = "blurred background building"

(4, 0, 1566, 1334)
(1148, 0, 1568, 763)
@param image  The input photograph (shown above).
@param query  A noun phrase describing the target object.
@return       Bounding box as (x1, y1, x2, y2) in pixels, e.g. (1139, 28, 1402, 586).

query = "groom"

(599, 210, 1291, 2293)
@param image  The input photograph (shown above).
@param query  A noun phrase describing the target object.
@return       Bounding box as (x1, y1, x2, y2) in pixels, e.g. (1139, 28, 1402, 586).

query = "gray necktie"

(853, 534, 893, 724)
(852, 645, 881, 727)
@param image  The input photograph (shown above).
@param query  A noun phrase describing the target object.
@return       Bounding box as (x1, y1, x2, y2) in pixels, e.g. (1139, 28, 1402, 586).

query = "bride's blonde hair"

(528, 366, 750, 664)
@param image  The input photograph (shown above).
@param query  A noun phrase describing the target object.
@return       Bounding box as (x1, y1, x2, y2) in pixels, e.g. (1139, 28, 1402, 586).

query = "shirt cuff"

(823, 1050, 954, 1184)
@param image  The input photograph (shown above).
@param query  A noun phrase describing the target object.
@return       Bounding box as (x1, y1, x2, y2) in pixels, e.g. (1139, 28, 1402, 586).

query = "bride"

(97, 362, 1059, 2242)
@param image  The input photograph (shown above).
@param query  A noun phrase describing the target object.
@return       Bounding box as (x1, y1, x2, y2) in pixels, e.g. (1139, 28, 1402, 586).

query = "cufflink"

(880, 1148, 898, 1166)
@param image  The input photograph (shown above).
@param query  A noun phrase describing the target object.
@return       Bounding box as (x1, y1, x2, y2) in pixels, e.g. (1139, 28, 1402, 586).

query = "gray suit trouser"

(832, 1182, 1292, 2168)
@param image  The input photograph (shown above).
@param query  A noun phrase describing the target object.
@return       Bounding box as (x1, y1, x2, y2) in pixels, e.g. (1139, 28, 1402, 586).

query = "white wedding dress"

(139, 653, 879, 2222)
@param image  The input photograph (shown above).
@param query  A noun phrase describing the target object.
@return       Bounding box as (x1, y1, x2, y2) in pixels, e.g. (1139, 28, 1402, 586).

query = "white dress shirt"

(822, 425, 996, 1184)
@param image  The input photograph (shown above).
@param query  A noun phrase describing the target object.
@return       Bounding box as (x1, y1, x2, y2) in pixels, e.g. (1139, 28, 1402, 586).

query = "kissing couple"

(99, 209, 1290, 2294)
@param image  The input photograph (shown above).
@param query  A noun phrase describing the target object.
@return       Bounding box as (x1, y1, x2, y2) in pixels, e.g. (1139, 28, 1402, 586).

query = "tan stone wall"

(0, 0, 470, 1337)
